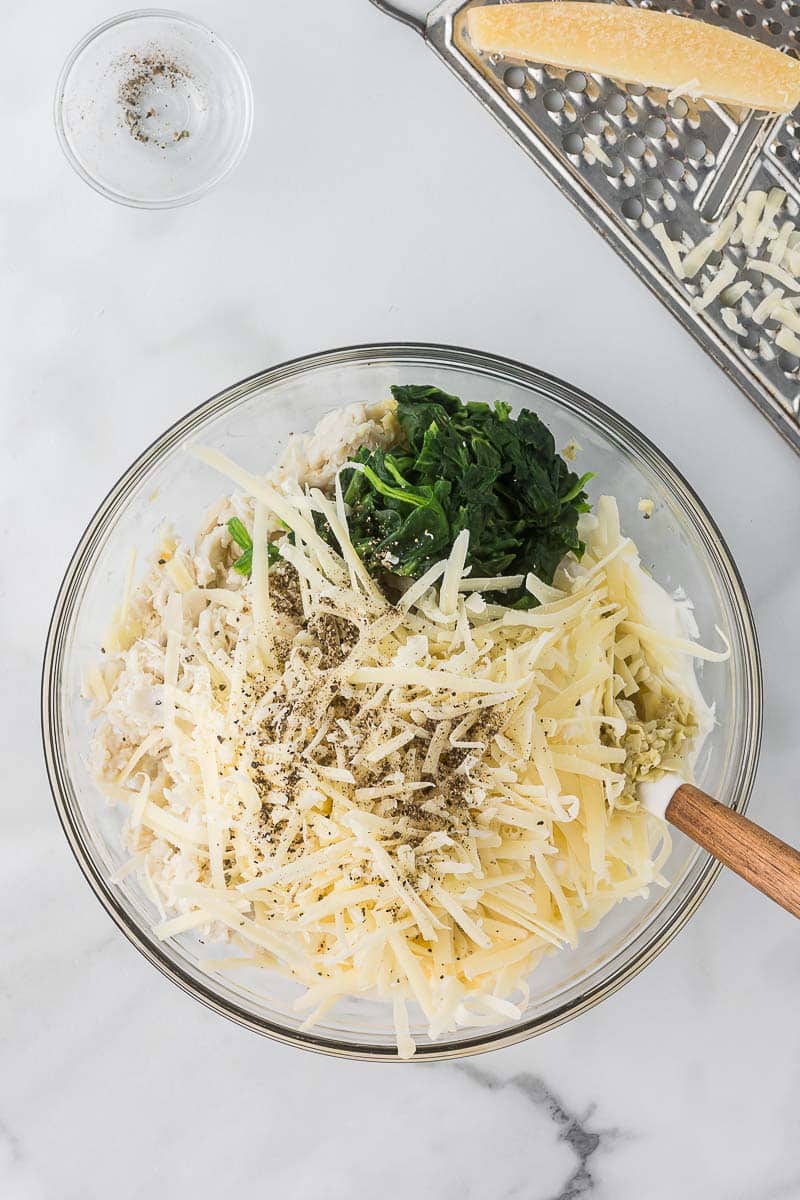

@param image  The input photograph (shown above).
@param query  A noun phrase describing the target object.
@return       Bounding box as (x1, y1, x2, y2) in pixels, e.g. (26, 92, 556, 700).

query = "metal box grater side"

(372, 0, 800, 453)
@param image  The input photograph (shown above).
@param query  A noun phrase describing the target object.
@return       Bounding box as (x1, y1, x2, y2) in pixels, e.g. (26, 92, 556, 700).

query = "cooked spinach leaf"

(337, 386, 592, 604)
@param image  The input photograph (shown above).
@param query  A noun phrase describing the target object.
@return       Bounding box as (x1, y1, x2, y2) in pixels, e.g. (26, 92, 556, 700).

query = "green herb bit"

(226, 518, 280, 577)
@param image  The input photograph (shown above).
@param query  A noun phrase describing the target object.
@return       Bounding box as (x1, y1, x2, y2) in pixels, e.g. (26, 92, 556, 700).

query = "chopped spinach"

(337, 385, 592, 604)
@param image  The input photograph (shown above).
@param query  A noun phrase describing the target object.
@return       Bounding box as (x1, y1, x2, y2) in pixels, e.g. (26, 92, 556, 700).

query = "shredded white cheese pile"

(85, 443, 721, 1058)
(652, 185, 800, 361)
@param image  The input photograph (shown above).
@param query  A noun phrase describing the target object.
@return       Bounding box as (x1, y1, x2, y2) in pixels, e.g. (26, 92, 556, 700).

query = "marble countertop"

(3, 1, 800, 1196)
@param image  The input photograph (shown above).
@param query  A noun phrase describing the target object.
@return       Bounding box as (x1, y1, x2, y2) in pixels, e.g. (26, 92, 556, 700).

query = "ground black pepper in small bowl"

(55, 11, 253, 206)
(117, 52, 192, 148)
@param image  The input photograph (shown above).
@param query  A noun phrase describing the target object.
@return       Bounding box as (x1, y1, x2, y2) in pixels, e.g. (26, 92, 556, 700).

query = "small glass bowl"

(42, 343, 762, 1060)
(54, 9, 253, 208)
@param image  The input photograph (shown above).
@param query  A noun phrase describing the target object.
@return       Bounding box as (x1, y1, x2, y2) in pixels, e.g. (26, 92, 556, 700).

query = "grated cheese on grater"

(647, 186, 800, 359)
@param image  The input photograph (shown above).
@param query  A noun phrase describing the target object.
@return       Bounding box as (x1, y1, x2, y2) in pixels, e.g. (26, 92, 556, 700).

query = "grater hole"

(544, 89, 565, 112)
(621, 196, 644, 219)
(643, 177, 665, 200)
(625, 134, 646, 157)
(764, 16, 783, 30)
(692, 0, 706, 7)
(504, 66, 526, 88)
(779, 350, 799, 373)
(760, 0, 776, 8)
(686, 136, 707, 159)
(784, 0, 800, 14)
(739, 7, 758, 21)
(565, 71, 587, 91)
(645, 116, 667, 138)
(583, 112, 607, 134)
(713, 0, 731, 13)
(563, 132, 584, 155)
(774, 142, 789, 158)
(605, 92, 627, 116)
(663, 156, 685, 180)
(604, 155, 625, 177)
(669, 97, 689, 118)
(627, 82, 647, 95)
(738, 329, 760, 352)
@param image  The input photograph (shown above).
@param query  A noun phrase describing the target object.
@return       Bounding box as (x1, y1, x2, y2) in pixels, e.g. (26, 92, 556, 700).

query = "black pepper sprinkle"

(117, 52, 193, 149)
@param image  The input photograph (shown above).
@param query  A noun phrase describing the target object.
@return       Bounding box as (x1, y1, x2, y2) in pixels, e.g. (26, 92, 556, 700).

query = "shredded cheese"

(752, 287, 785, 325)
(682, 211, 737, 280)
(646, 181, 800, 362)
(748, 258, 800, 292)
(719, 281, 752, 306)
(653, 223, 686, 279)
(720, 307, 747, 336)
(692, 260, 737, 312)
(776, 326, 800, 356)
(87, 431, 720, 1058)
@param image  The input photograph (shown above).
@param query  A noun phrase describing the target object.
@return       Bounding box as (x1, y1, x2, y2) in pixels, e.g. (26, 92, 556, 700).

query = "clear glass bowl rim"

(53, 7, 255, 210)
(41, 341, 763, 1061)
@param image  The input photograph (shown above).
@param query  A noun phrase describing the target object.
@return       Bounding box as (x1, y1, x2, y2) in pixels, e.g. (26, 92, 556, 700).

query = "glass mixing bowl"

(42, 343, 762, 1060)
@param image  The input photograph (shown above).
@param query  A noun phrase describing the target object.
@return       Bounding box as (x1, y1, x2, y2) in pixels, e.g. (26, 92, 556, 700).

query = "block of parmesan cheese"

(466, 3, 800, 113)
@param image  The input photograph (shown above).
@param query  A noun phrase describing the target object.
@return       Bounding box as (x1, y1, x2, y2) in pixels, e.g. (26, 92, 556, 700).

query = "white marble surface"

(3, 1, 800, 1196)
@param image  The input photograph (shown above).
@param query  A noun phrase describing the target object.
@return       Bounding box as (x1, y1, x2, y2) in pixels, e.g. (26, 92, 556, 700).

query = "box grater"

(371, 0, 800, 454)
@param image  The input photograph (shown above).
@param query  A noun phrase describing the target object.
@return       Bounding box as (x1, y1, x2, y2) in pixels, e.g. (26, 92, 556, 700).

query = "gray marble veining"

(458, 1064, 619, 1199)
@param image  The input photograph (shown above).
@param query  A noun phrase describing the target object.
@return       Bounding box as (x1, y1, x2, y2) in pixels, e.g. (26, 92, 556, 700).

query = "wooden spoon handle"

(667, 783, 800, 918)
